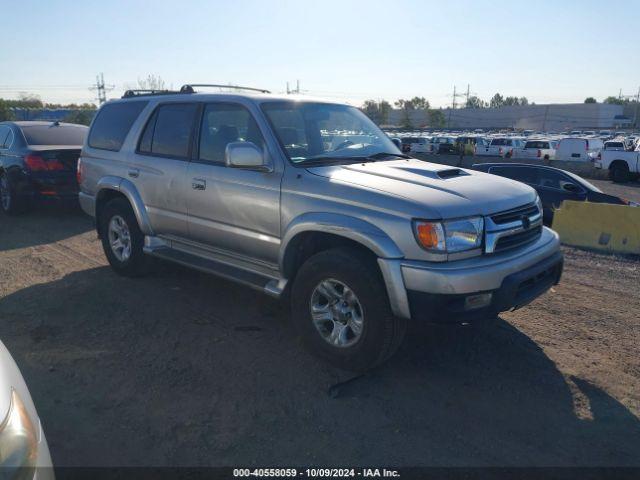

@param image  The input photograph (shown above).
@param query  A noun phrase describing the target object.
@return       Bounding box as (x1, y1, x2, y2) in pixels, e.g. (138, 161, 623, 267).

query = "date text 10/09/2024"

(233, 468, 401, 478)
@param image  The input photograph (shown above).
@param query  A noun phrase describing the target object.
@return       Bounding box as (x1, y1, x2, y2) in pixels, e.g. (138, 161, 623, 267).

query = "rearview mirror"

(225, 142, 271, 172)
(391, 138, 402, 149)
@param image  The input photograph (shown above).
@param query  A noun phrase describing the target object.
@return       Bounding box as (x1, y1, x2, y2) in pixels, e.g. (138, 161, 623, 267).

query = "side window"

(490, 166, 540, 185)
(198, 103, 264, 164)
(138, 103, 198, 159)
(88, 101, 148, 151)
(538, 170, 579, 191)
(0, 126, 9, 148)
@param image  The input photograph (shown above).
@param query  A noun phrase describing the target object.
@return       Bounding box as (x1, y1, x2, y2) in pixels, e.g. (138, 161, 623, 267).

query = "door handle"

(192, 178, 206, 190)
(128, 168, 140, 178)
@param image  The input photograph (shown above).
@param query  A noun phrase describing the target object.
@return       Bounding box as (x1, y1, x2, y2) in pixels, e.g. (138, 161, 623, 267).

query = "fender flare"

(279, 212, 403, 275)
(96, 176, 154, 236)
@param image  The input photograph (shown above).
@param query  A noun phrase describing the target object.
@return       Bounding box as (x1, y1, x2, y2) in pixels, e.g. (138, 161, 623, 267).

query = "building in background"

(442, 103, 628, 130)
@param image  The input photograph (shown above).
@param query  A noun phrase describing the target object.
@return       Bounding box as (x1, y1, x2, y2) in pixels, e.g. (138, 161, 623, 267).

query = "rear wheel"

(99, 197, 148, 277)
(610, 163, 630, 183)
(0, 172, 27, 215)
(291, 247, 407, 371)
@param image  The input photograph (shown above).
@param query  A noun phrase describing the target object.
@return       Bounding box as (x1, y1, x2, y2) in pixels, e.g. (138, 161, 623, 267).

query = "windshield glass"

(261, 101, 400, 164)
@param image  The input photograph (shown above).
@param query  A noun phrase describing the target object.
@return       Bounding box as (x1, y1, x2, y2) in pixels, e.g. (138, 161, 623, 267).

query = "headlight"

(0, 389, 38, 477)
(414, 216, 484, 253)
(535, 194, 543, 215)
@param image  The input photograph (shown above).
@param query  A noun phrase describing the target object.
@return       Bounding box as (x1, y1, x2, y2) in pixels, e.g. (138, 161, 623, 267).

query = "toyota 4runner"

(78, 84, 563, 371)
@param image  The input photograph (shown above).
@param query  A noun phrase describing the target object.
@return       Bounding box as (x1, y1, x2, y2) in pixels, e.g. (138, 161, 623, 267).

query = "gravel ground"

(0, 184, 639, 468)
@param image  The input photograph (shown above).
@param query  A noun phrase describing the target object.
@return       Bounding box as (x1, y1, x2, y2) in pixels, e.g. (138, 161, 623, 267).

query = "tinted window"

(605, 142, 624, 149)
(0, 126, 9, 148)
(538, 169, 578, 191)
(21, 124, 87, 146)
(139, 103, 197, 158)
(199, 103, 264, 164)
(490, 138, 508, 146)
(489, 166, 540, 184)
(525, 141, 550, 149)
(89, 101, 148, 151)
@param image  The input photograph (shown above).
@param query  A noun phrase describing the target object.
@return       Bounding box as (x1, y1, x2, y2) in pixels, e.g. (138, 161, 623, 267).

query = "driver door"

(185, 102, 282, 265)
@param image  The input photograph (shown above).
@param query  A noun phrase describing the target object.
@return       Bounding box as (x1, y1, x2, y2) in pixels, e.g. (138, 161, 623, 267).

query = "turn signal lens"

(414, 222, 445, 251)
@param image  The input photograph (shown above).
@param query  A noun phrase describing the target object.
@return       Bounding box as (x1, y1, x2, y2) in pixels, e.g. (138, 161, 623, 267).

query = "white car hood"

(307, 159, 537, 219)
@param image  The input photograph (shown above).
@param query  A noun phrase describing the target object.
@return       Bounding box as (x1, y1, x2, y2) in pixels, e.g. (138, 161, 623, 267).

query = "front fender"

(279, 212, 403, 273)
(96, 176, 154, 236)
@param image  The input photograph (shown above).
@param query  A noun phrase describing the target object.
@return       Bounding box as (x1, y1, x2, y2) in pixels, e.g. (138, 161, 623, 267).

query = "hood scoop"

(436, 168, 466, 179)
(387, 165, 468, 180)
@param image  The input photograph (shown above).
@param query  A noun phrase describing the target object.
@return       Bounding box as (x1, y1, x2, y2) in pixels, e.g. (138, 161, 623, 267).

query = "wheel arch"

(279, 213, 403, 280)
(95, 176, 154, 237)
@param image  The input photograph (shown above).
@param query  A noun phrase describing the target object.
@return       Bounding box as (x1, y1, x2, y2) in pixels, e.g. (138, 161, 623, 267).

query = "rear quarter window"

(88, 101, 149, 151)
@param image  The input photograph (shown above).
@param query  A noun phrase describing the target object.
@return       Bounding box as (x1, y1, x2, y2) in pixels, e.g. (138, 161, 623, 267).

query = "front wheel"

(291, 247, 407, 371)
(99, 197, 149, 277)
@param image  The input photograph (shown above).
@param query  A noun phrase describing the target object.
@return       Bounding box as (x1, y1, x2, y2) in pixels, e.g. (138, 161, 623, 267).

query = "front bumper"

(377, 226, 562, 321)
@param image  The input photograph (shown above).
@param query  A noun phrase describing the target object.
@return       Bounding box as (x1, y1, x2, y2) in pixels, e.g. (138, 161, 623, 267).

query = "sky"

(0, 0, 638, 107)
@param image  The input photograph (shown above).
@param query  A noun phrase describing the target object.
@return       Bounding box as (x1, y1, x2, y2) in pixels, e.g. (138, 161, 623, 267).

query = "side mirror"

(391, 138, 402, 149)
(561, 181, 580, 193)
(225, 142, 271, 172)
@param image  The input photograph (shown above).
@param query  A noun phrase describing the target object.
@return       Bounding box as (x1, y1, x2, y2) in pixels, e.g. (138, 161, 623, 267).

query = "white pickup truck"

(515, 139, 557, 161)
(594, 141, 640, 182)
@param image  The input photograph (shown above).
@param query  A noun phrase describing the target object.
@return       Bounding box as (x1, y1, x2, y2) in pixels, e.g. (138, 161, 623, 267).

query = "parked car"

(476, 137, 525, 158)
(400, 136, 421, 153)
(433, 136, 456, 154)
(0, 121, 87, 214)
(78, 86, 562, 371)
(409, 137, 434, 154)
(515, 139, 557, 161)
(455, 136, 488, 156)
(554, 137, 603, 162)
(603, 140, 626, 151)
(0, 340, 54, 479)
(595, 140, 640, 182)
(472, 163, 635, 225)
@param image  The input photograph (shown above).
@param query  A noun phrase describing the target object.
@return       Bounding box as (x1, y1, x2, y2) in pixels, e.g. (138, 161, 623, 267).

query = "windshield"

(261, 101, 401, 164)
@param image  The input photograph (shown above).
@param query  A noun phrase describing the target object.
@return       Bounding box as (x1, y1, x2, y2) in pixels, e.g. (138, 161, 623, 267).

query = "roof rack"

(121, 89, 181, 99)
(179, 84, 271, 94)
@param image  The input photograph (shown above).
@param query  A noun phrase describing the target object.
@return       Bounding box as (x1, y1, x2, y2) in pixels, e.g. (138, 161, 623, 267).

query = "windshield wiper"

(296, 152, 410, 167)
(366, 152, 411, 160)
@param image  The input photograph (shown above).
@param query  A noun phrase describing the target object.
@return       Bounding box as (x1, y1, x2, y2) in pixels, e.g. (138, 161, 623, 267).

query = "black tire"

(0, 171, 28, 215)
(99, 197, 148, 277)
(610, 163, 630, 183)
(291, 247, 407, 372)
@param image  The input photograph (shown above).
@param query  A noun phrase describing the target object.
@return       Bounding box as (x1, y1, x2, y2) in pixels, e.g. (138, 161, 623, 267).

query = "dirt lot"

(0, 181, 639, 468)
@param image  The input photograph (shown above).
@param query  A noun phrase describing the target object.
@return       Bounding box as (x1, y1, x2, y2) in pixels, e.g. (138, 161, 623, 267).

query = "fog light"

(464, 293, 492, 310)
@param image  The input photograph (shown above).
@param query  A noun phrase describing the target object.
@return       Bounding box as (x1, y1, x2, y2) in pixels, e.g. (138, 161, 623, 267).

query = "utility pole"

(89, 73, 114, 105)
(465, 84, 470, 107)
(634, 86, 640, 128)
(286, 80, 301, 95)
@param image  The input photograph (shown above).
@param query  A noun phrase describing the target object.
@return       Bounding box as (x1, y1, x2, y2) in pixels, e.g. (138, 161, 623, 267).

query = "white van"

(554, 137, 603, 161)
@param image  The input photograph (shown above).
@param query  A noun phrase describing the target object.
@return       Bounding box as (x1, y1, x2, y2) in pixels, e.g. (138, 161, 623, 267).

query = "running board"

(146, 247, 287, 298)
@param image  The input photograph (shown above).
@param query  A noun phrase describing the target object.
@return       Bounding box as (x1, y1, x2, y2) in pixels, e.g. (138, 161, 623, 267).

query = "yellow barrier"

(552, 200, 640, 255)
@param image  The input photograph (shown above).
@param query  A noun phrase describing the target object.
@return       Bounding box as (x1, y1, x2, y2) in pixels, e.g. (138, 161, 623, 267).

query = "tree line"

(0, 93, 97, 125)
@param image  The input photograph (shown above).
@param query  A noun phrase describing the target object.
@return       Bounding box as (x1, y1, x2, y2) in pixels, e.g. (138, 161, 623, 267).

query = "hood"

(307, 159, 537, 219)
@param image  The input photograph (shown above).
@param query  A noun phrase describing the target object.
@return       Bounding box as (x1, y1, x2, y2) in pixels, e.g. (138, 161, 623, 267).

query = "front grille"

(495, 225, 542, 252)
(491, 203, 539, 225)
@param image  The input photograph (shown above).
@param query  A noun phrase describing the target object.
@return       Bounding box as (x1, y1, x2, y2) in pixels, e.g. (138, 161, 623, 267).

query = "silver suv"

(78, 85, 563, 371)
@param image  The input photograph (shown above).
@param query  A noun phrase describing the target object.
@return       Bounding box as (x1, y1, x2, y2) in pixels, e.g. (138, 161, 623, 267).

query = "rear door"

(130, 102, 197, 238)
